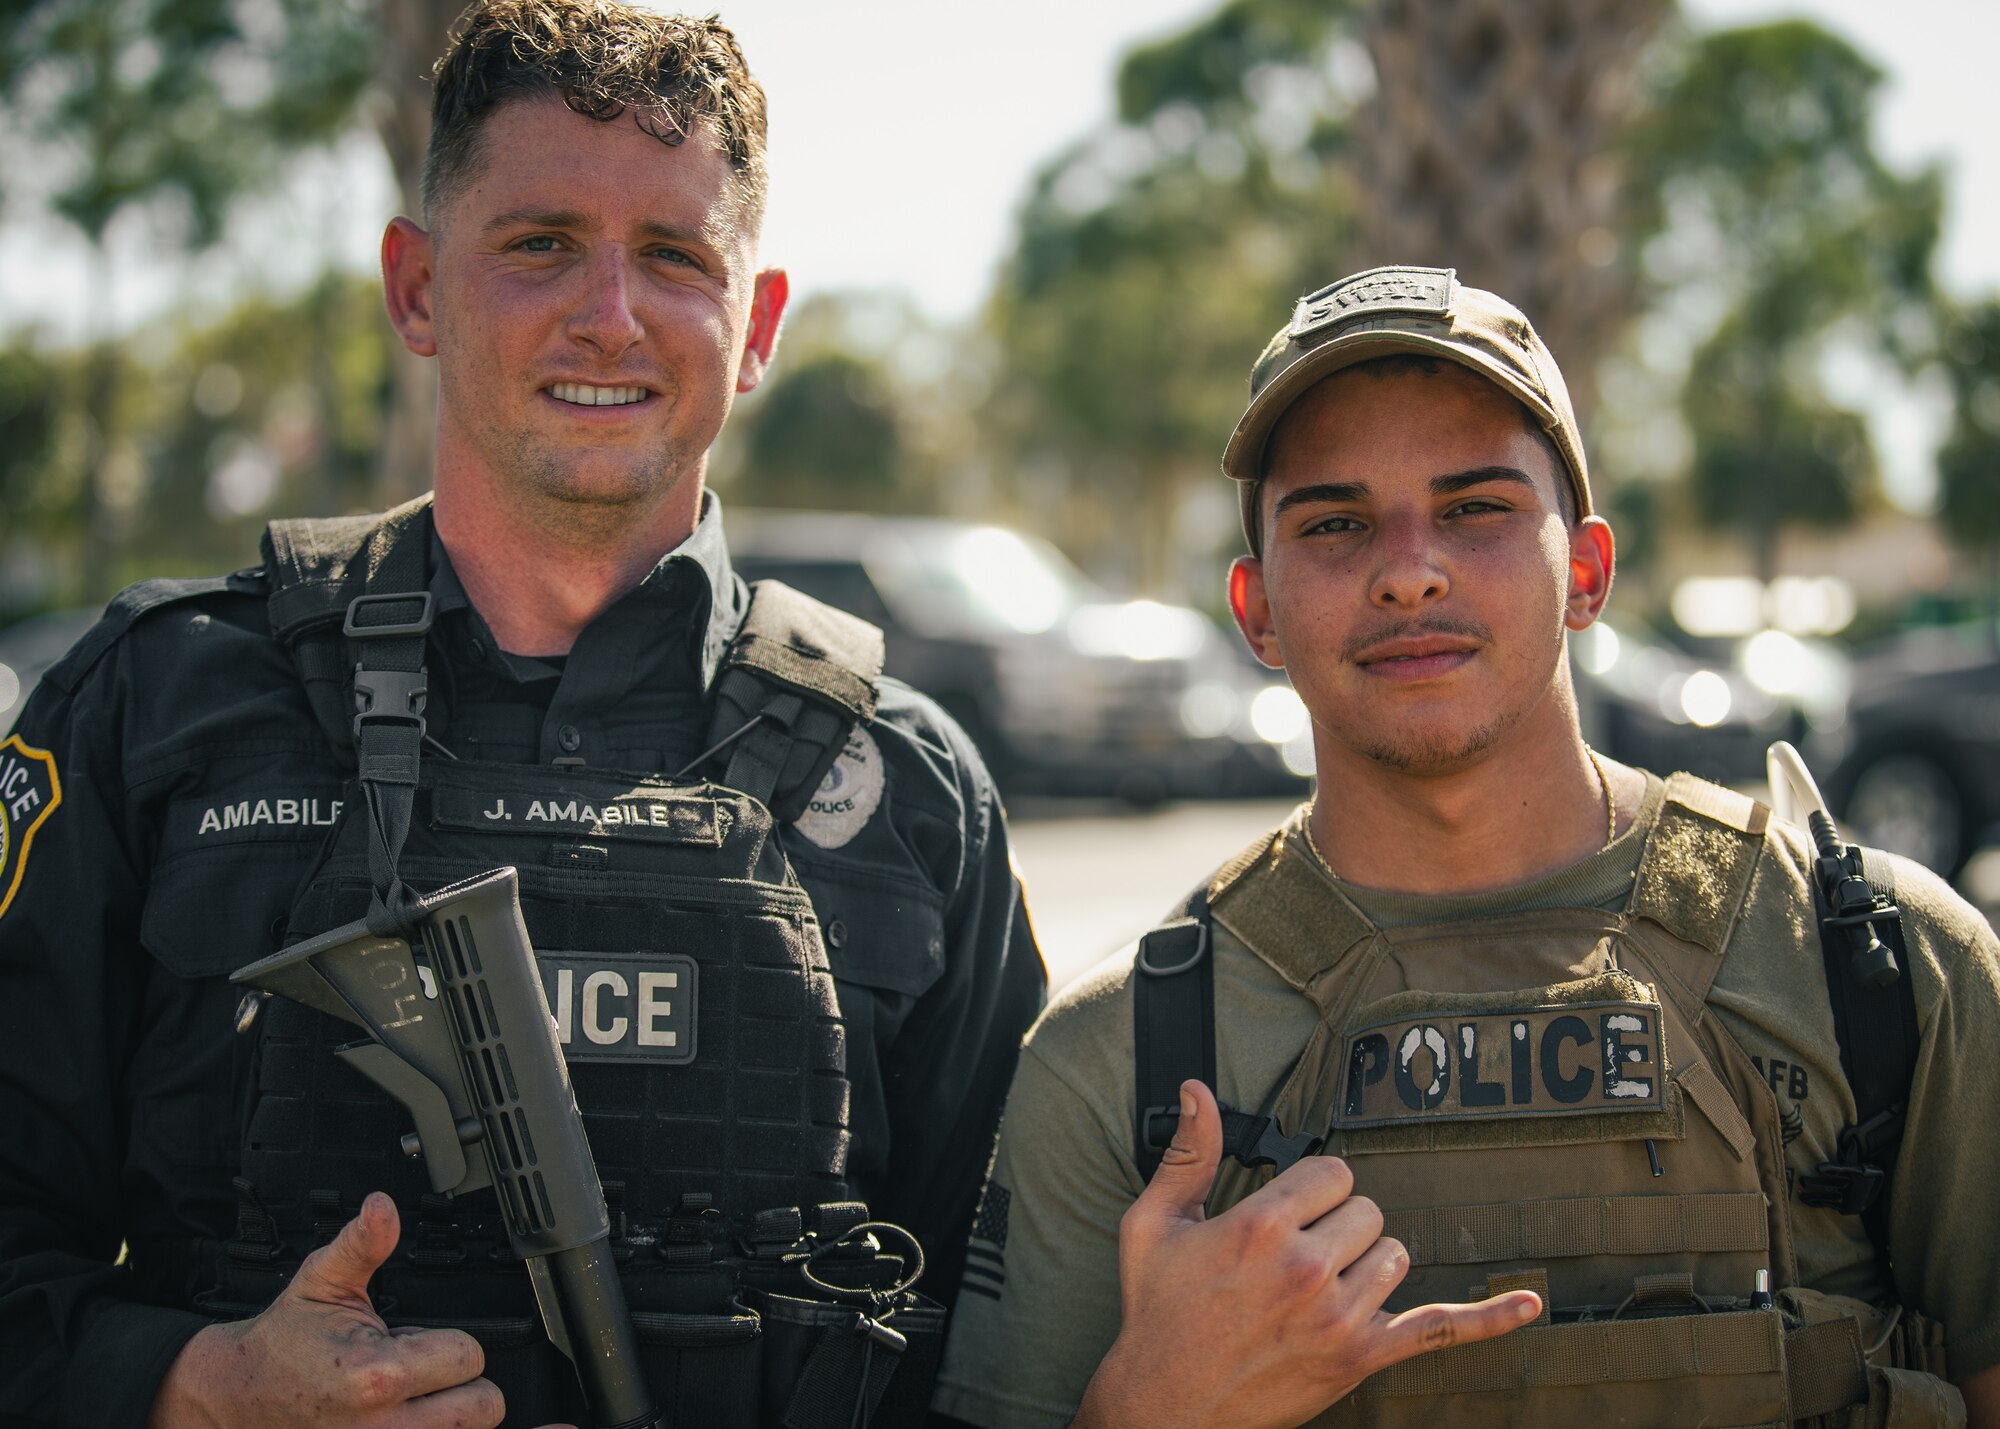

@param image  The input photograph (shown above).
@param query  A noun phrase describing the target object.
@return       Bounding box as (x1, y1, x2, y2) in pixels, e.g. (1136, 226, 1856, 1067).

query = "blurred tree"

(1936, 302, 2000, 619)
(985, 0, 1364, 594)
(717, 290, 977, 515)
(0, 0, 375, 597)
(734, 352, 907, 511)
(1625, 20, 1941, 580)
(1354, 0, 1669, 419)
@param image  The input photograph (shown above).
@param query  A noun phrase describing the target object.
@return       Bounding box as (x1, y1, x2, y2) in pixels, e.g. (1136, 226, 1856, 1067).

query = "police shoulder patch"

(793, 726, 885, 850)
(0, 734, 62, 920)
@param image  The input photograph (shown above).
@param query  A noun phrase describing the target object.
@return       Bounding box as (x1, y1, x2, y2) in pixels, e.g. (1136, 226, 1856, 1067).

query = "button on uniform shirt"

(0, 495, 1047, 1427)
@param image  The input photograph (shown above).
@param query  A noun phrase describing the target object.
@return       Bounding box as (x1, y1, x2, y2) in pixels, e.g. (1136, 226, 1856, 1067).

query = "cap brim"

(1221, 330, 1564, 484)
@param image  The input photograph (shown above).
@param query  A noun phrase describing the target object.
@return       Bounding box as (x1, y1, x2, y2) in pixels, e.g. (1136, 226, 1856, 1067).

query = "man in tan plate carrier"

(932, 266, 2000, 1429)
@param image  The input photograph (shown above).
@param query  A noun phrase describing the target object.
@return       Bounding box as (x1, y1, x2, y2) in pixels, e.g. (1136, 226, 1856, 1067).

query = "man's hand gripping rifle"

(232, 866, 664, 1429)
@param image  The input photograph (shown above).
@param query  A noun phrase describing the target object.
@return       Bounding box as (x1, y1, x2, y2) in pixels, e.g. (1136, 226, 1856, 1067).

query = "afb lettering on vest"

(1336, 996, 1665, 1129)
(536, 951, 699, 1065)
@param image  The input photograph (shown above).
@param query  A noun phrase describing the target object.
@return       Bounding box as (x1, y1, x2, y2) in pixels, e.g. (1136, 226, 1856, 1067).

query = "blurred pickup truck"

(727, 510, 1308, 801)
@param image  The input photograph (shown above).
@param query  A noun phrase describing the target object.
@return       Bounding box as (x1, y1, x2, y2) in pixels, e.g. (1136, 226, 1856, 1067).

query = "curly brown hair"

(422, 1, 768, 228)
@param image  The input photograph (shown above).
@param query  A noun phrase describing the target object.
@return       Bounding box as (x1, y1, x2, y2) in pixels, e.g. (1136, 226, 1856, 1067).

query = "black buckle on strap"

(1799, 1160, 1886, 1216)
(1799, 1107, 1903, 1215)
(1237, 1119, 1325, 1173)
(352, 666, 429, 740)
(343, 591, 434, 639)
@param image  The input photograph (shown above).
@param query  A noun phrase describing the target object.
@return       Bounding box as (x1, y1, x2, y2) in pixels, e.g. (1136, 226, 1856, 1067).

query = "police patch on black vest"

(1335, 998, 1665, 1129)
(0, 735, 61, 921)
(536, 950, 697, 1065)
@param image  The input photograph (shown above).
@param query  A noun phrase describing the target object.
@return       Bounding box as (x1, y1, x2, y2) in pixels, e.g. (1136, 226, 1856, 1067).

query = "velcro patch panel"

(536, 949, 697, 1065)
(1336, 998, 1666, 1129)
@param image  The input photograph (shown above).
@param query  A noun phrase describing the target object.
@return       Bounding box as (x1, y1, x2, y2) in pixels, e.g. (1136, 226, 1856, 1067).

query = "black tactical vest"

(203, 500, 942, 1429)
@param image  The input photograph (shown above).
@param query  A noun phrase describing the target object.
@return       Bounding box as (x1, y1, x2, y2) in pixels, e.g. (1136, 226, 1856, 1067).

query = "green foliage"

(984, 0, 1361, 587)
(3, 0, 374, 246)
(1936, 302, 2000, 555)
(0, 270, 398, 609)
(1626, 20, 1941, 576)
(734, 351, 907, 511)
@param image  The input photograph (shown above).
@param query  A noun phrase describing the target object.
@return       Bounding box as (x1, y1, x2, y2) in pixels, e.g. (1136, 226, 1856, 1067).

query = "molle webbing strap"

(1784, 1318, 1871, 1419)
(1385, 1190, 1768, 1268)
(262, 497, 438, 772)
(1209, 820, 1376, 1004)
(1678, 1059, 1758, 1162)
(1353, 1308, 1788, 1399)
(1132, 895, 1215, 1180)
(705, 581, 885, 824)
(1627, 774, 1769, 985)
(346, 565, 432, 937)
(263, 495, 435, 640)
(263, 500, 436, 936)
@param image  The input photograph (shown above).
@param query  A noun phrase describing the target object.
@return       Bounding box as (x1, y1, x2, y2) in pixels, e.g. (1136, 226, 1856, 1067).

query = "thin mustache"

(1344, 617, 1492, 663)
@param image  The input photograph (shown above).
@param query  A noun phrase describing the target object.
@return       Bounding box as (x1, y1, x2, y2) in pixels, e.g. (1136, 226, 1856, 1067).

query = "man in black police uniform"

(0, 4, 1044, 1426)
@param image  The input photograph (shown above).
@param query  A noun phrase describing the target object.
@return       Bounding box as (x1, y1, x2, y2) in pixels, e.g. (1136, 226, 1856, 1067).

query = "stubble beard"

(1332, 616, 1563, 775)
(461, 388, 701, 547)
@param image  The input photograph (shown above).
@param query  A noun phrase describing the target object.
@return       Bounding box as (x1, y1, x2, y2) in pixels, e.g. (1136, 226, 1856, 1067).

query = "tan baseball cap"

(1223, 265, 1591, 554)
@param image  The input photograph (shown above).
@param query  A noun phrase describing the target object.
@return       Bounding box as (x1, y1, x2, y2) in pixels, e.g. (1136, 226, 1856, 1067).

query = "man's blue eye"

(519, 235, 559, 253)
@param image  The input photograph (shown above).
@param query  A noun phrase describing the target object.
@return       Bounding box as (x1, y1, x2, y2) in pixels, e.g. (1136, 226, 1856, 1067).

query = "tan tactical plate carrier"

(1202, 776, 1958, 1428)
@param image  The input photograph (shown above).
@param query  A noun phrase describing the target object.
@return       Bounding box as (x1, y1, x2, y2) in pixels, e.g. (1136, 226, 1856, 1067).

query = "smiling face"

(387, 94, 784, 525)
(1231, 361, 1612, 776)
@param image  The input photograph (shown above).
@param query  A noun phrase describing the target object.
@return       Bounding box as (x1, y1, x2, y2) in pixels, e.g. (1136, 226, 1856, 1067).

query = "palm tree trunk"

(1352, 0, 1669, 422)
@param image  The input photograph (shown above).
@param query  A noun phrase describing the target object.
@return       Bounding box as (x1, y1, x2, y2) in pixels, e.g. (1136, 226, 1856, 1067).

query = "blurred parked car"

(727, 511, 1308, 800)
(1815, 623, 2000, 879)
(1573, 618, 1845, 789)
(0, 607, 98, 736)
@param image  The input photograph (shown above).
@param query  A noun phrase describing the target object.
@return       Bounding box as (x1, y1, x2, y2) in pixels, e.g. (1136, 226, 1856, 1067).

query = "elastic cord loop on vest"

(797, 1220, 925, 1305)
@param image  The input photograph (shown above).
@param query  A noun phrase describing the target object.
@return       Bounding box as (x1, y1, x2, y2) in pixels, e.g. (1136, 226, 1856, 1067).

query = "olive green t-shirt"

(933, 776, 2000, 1429)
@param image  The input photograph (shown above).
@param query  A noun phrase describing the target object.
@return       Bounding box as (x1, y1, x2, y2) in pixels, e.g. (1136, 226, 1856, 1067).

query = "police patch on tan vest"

(1336, 980, 1666, 1130)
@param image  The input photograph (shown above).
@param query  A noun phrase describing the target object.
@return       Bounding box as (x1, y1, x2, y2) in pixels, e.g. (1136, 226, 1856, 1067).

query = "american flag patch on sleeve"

(961, 1182, 1010, 1301)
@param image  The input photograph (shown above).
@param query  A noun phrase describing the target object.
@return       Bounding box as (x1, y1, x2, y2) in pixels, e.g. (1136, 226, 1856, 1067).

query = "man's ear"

(1564, 516, 1616, 632)
(737, 267, 789, 394)
(382, 217, 438, 358)
(1230, 557, 1285, 670)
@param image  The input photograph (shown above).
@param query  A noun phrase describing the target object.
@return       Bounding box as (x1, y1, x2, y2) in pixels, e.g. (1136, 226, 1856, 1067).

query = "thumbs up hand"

(1071, 1082, 1541, 1429)
(146, 1192, 564, 1429)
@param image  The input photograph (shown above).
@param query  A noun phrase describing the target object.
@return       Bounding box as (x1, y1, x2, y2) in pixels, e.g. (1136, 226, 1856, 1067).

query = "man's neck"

(1307, 708, 1645, 897)
(432, 471, 704, 658)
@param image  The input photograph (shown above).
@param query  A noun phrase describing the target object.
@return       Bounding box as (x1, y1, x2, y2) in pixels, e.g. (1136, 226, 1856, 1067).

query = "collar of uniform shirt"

(424, 489, 749, 694)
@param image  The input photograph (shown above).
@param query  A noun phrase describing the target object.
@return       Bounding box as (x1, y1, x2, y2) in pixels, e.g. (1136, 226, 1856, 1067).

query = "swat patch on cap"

(1335, 997, 1666, 1130)
(1292, 265, 1456, 340)
(0, 735, 61, 921)
(793, 726, 885, 850)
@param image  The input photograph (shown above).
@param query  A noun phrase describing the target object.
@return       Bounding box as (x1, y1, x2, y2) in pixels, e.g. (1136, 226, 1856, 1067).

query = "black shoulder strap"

(1798, 849, 1920, 1264)
(698, 580, 885, 823)
(262, 501, 435, 935)
(1133, 890, 1216, 1180)
(1132, 887, 1322, 1181)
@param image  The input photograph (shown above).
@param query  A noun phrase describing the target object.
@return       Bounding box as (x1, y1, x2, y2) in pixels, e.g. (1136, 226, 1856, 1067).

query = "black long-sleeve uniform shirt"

(0, 496, 1046, 1427)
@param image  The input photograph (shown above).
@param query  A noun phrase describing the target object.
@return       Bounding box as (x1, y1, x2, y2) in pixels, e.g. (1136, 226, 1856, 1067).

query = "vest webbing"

(261, 501, 889, 831)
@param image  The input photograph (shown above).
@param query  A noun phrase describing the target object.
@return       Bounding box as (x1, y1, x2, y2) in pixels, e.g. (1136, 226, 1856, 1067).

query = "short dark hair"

(1254, 353, 1577, 539)
(422, 1, 769, 229)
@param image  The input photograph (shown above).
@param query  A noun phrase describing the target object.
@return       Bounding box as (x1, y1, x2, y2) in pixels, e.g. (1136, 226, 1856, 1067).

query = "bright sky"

(1, 0, 1993, 438)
